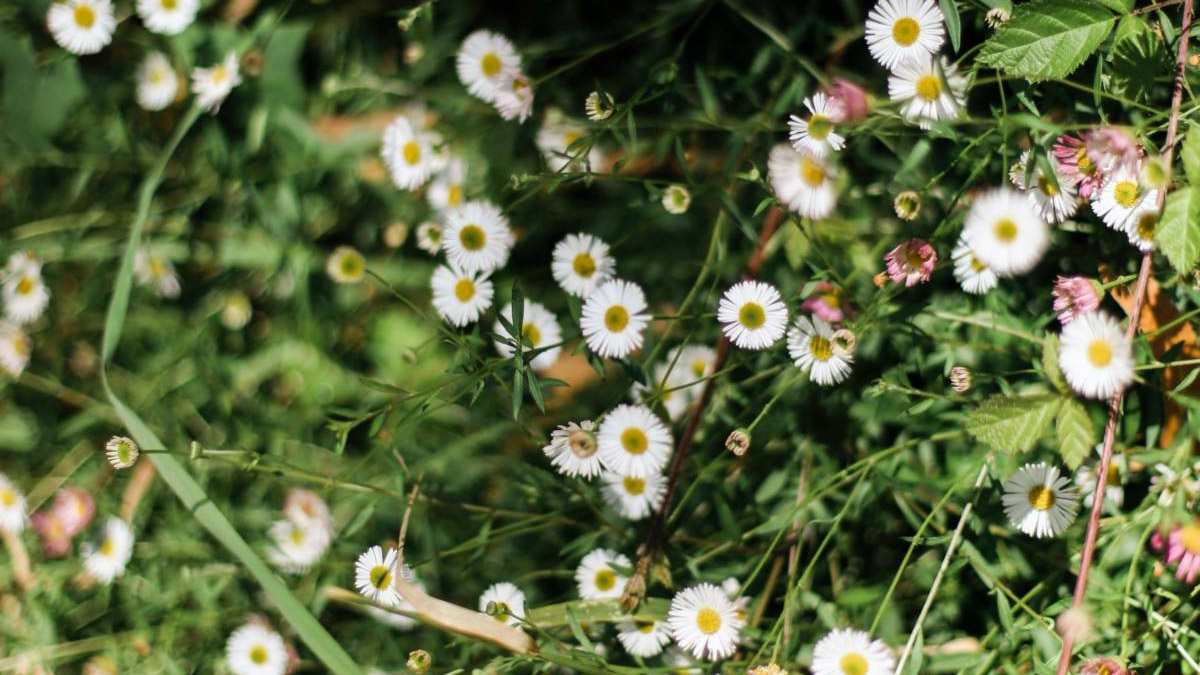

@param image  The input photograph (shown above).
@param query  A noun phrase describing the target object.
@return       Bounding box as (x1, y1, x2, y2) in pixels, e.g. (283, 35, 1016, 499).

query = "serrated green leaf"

(966, 394, 1062, 453)
(1183, 125, 1200, 186)
(1107, 16, 1168, 102)
(1055, 398, 1095, 470)
(1157, 186, 1200, 275)
(977, 0, 1115, 81)
(1042, 334, 1067, 394)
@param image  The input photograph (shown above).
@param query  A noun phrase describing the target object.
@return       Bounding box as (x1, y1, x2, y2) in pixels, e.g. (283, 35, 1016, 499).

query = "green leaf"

(1042, 334, 1067, 394)
(1182, 124, 1200, 186)
(1055, 398, 1096, 470)
(1157, 186, 1200, 275)
(694, 66, 718, 120)
(526, 598, 669, 626)
(966, 394, 1062, 453)
(1107, 16, 1168, 102)
(977, 0, 1116, 81)
(939, 0, 961, 52)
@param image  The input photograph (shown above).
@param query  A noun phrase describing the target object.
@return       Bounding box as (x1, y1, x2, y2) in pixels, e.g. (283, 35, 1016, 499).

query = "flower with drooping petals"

(1052, 276, 1101, 326)
(884, 238, 936, 286)
(1052, 135, 1105, 200)
(801, 282, 848, 323)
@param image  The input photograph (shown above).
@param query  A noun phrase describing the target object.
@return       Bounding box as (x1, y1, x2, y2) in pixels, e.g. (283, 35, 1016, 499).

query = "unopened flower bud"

(949, 366, 972, 393)
(404, 43, 425, 65)
(407, 649, 432, 673)
(873, 271, 890, 289)
(384, 222, 409, 248)
(1140, 155, 1171, 190)
(105, 436, 140, 470)
(726, 428, 751, 456)
(893, 190, 921, 221)
(985, 7, 1010, 27)
(831, 328, 856, 357)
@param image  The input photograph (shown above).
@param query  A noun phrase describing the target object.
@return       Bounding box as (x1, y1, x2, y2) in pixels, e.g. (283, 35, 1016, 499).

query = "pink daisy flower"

(1085, 127, 1141, 171)
(1080, 658, 1128, 675)
(1155, 519, 1200, 583)
(1051, 276, 1101, 326)
(32, 511, 73, 557)
(884, 238, 936, 287)
(1052, 135, 1105, 200)
(51, 487, 95, 537)
(824, 78, 869, 124)
(801, 282, 850, 322)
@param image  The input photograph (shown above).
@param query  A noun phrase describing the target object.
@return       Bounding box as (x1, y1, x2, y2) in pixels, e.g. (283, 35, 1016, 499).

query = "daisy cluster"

(0, 253, 50, 378)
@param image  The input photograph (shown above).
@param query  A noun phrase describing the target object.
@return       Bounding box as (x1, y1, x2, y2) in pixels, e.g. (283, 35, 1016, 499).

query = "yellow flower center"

(521, 322, 541, 347)
(994, 218, 1018, 242)
(402, 141, 421, 166)
(1027, 485, 1055, 511)
(840, 652, 869, 675)
(604, 305, 629, 332)
(1106, 463, 1121, 486)
(695, 607, 722, 635)
(691, 360, 707, 378)
(15, 276, 33, 296)
(491, 602, 511, 623)
(807, 114, 832, 141)
(115, 443, 134, 464)
(161, 0, 177, 8)
(1136, 212, 1158, 241)
(1113, 181, 1140, 208)
(212, 66, 227, 85)
(905, 247, 927, 270)
(1075, 147, 1097, 175)
(340, 254, 362, 277)
(447, 184, 463, 206)
(620, 427, 648, 454)
(636, 620, 655, 633)
(290, 528, 304, 545)
(1037, 173, 1059, 197)
(915, 74, 942, 102)
(150, 69, 164, 84)
(370, 564, 393, 590)
(892, 17, 920, 46)
(249, 646, 269, 665)
(74, 4, 95, 27)
(12, 336, 29, 357)
(738, 302, 766, 329)
(481, 53, 502, 77)
(1087, 339, 1113, 367)
(594, 569, 616, 591)
(1180, 523, 1200, 554)
(459, 224, 486, 251)
(800, 157, 826, 187)
(809, 335, 833, 361)
(565, 132, 581, 146)
(623, 476, 645, 495)
(573, 253, 597, 278)
(100, 538, 114, 557)
(0, 489, 14, 506)
(454, 278, 475, 302)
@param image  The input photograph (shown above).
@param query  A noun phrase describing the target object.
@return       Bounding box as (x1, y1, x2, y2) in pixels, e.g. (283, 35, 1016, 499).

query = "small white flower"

(1010, 150, 1079, 223)
(663, 185, 692, 214)
(673, 344, 717, 382)
(427, 158, 468, 212)
(134, 247, 181, 298)
(667, 583, 743, 661)
(717, 281, 789, 351)
(442, 200, 514, 274)
(768, 143, 838, 220)
(1126, 207, 1161, 252)
(575, 548, 630, 600)
(0, 323, 32, 377)
(136, 52, 179, 111)
(633, 359, 698, 421)
(580, 279, 650, 359)
(456, 30, 522, 102)
(266, 518, 327, 574)
(479, 581, 525, 626)
(430, 265, 494, 327)
(865, 0, 945, 70)
(1092, 164, 1159, 233)
(788, 93, 846, 157)
(493, 300, 562, 371)
(225, 623, 289, 675)
(82, 517, 134, 584)
(544, 420, 603, 478)
(585, 91, 616, 121)
(0, 474, 28, 533)
(137, 0, 198, 35)
(415, 221, 444, 255)
(1058, 311, 1134, 400)
(537, 118, 598, 173)
(951, 236, 998, 295)
(597, 404, 672, 478)
(617, 619, 672, 657)
(1074, 446, 1125, 516)
(787, 315, 853, 386)
(381, 115, 440, 191)
(3, 257, 50, 325)
(961, 187, 1049, 277)
(355, 545, 400, 605)
(191, 52, 242, 113)
(326, 246, 365, 284)
(105, 436, 139, 470)
(47, 0, 115, 55)
(1002, 462, 1080, 538)
(602, 470, 665, 520)
(492, 70, 535, 123)
(888, 56, 966, 130)
(811, 627, 896, 675)
(552, 233, 615, 298)
(282, 488, 334, 547)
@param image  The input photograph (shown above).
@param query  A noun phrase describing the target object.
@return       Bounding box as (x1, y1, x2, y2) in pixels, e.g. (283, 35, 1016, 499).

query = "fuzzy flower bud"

(824, 78, 869, 123)
(949, 366, 972, 393)
(105, 436, 140, 470)
(726, 428, 751, 456)
(893, 190, 921, 220)
(1052, 276, 1102, 326)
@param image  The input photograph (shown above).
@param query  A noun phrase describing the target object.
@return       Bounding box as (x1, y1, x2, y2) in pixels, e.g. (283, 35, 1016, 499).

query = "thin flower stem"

(1057, 3, 1193, 673)
(119, 460, 157, 523)
(2, 528, 32, 590)
(927, 309, 1046, 346)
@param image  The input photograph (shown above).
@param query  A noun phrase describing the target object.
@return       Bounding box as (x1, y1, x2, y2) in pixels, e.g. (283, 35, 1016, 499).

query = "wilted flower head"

(1052, 276, 1101, 326)
(725, 428, 750, 456)
(1080, 658, 1129, 675)
(1085, 127, 1141, 172)
(893, 190, 921, 220)
(985, 7, 1009, 27)
(801, 282, 849, 323)
(831, 328, 856, 357)
(747, 664, 787, 675)
(663, 185, 692, 214)
(585, 90, 616, 121)
(885, 238, 936, 286)
(1157, 517, 1200, 583)
(948, 366, 972, 393)
(824, 78, 868, 123)
(1052, 135, 1105, 200)
(407, 649, 432, 673)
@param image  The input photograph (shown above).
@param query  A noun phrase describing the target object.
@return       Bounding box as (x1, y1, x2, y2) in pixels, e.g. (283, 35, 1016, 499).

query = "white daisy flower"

(134, 247, 181, 298)
(191, 52, 242, 113)
(492, 70, 535, 123)
(381, 115, 439, 191)
(1126, 208, 1160, 251)
(1009, 150, 1078, 223)
(811, 627, 896, 675)
(667, 583, 743, 661)
(950, 236, 998, 295)
(355, 545, 400, 605)
(633, 360, 697, 421)
(617, 619, 672, 657)
(597, 404, 672, 478)
(1059, 311, 1134, 400)
(0, 323, 31, 377)
(494, 300, 562, 371)
(575, 548, 630, 600)
(105, 436, 139, 470)
(543, 420, 603, 478)
(787, 316, 853, 386)
(456, 30, 522, 102)
(961, 187, 1049, 277)
(282, 488, 334, 547)
(1092, 165, 1159, 233)
(266, 518, 327, 574)
(888, 56, 966, 130)
(0, 474, 28, 533)
(3, 260, 50, 325)
(717, 281, 789, 351)
(442, 200, 514, 274)
(326, 246, 365, 284)
(427, 158, 468, 212)
(1075, 446, 1125, 516)
(580, 279, 649, 359)
(602, 470, 665, 520)
(865, 0, 945, 70)
(46, 0, 115, 55)
(81, 517, 134, 584)
(663, 185, 692, 214)
(478, 581, 525, 626)
(673, 344, 717, 382)
(136, 0, 198, 35)
(788, 93, 846, 157)
(768, 143, 838, 220)
(225, 623, 289, 675)
(415, 221, 444, 255)
(136, 52, 179, 111)
(1002, 462, 1080, 538)
(585, 91, 616, 121)
(552, 233, 615, 298)
(537, 119, 598, 173)
(431, 265, 493, 327)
